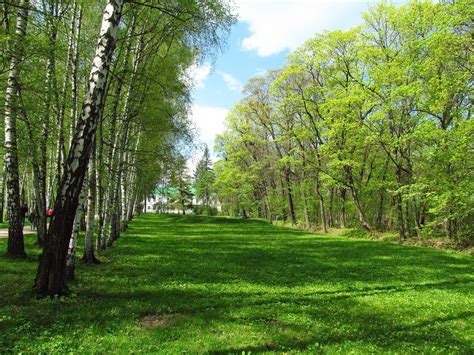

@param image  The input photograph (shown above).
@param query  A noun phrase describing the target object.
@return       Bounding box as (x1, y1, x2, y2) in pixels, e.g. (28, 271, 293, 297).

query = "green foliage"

(194, 145, 217, 214)
(215, 0, 473, 239)
(192, 204, 218, 216)
(1, 215, 473, 352)
(0, 0, 237, 223)
(166, 154, 194, 213)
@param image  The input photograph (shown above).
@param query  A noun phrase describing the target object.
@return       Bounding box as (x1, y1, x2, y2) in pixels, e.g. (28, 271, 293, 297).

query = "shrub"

(193, 204, 218, 216)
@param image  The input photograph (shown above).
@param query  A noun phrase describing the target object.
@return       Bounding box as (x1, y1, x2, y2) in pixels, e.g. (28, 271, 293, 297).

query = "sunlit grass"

(0, 213, 473, 352)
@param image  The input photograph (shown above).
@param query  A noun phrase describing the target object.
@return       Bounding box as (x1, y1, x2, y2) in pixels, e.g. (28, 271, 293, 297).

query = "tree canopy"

(0, 0, 236, 294)
(215, 0, 473, 241)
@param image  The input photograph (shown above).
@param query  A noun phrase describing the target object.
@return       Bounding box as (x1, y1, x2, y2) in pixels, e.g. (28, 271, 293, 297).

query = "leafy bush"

(344, 229, 371, 239)
(192, 204, 218, 216)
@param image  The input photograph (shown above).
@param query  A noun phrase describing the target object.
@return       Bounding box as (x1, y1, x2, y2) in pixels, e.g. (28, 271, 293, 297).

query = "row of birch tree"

(1, 0, 234, 295)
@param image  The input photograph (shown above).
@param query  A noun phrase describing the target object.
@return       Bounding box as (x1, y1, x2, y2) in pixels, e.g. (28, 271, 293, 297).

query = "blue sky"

(187, 0, 406, 168)
(193, 22, 287, 108)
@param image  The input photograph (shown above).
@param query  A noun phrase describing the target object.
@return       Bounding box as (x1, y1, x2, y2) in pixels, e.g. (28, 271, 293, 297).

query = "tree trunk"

(19, 99, 47, 246)
(263, 186, 273, 224)
(0, 168, 5, 223)
(69, 5, 83, 141)
(107, 32, 143, 245)
(66, 186, 85, 280)
(349, 186, 375, 232)
(96, 117, 106, 250)
(41, 0, 60, 210)
(375, 158, 389, 230)
(3, 0, 28, 258)
(339, 188, 346, 228)
(1, 2, 11, 64)
(344, 167, 375, 232)
(395, 165, 406, 243)
(107, 121, 130, 246)
(405, 199, 412, 237)
(34, 0, 124, 296)
(328, 188, 334, 228)
(99, 16, 135, 247)
(285, 169, 297, 225)
(314, 176, 327, 233)
(396, 191, 406, 243)
(56, 1, 77, 188)
(30, 154, 46, 246)
(122, 132, 140, 230)
(120, 149, 129, 230)
(278, 175, 287, 222)
(301, 183, 310, 229)
(375, 189, 385, 230)
(83, 141, 99, 263)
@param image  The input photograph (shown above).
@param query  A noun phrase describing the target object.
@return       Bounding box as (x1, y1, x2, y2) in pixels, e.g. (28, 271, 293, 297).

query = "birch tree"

(3, 0, 28, 257)
(35, 0, 124, 296)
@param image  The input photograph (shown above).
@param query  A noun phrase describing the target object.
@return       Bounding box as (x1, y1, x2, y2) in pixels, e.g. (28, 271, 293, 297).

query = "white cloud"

(235, 0, 378, 57)
(188, 104, 229, 172)
(219, 71, 244, 92)
(190, 104, 229, 149)
(185, 62, 211, 89)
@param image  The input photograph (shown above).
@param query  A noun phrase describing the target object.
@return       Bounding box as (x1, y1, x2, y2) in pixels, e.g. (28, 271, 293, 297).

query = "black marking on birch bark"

(35, 0, 124, 295)
(3, 0, 28, 257)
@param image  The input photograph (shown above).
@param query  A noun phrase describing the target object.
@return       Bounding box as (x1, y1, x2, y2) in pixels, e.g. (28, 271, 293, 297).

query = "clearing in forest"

(0, 214, 473, 352)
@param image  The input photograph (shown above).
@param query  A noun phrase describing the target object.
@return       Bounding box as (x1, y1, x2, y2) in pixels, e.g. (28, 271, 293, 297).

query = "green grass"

(0, 221, 33, 229)
(1, 214, 473, 353)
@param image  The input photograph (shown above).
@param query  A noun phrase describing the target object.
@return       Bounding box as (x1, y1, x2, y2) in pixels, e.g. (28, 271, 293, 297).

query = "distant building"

(144, 187, 185, 214)
(144, 186, 221, 214)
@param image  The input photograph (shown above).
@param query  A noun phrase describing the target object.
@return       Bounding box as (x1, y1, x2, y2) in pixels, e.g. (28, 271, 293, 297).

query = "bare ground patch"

(140, 312, 189, 329)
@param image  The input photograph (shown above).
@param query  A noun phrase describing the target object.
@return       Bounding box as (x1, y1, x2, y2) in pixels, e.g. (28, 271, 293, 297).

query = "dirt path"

(0, 227, 35, 239)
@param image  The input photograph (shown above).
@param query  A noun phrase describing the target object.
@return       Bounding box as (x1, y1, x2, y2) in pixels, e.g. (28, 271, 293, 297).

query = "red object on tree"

(47, 209, 55, 217)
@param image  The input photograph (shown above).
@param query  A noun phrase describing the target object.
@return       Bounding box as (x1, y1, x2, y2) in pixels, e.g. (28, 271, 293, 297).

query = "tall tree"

(215, 0, 472, 240)
(35, 0, 124, 296)
(3, 0, 28, 257)
(194, 145, 216, 215)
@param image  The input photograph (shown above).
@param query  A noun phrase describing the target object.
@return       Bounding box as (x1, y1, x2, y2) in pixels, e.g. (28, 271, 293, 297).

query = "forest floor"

(0, 214, 473, 353)
(272, 222, 474, 255)
(0, 226, 34, 238)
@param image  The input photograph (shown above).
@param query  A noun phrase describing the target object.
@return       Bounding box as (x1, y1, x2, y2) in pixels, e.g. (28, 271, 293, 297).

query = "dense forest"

(0, 0, 234, 295)
(214, 0, 473, 242)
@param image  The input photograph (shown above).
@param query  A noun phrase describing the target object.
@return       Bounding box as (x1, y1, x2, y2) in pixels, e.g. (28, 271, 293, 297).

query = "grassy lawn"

(0, 221, 33, 230)
(0, 214, 473, 353)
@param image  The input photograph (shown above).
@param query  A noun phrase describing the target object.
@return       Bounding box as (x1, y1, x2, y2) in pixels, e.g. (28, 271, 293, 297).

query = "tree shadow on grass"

(212, 309, 474, 353)
(0, 214, 473, 352)
(114, 231, 473, 288)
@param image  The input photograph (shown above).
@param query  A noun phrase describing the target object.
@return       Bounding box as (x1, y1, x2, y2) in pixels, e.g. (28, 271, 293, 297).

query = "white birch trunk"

(56, 1, 77, 186)
(84, 141, 99, 263)
(69, 4, 83, 143)
(3, 0, 28, 257)
(35, 0, 124, 296)
(66, 185, 85, 280)
(107, 31, 143, 245)
(99, 17, 136, 248)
